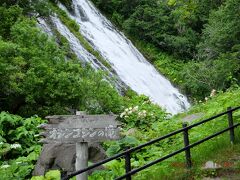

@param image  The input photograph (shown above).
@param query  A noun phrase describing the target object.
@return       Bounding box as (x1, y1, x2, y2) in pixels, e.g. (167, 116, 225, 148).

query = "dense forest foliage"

(0, 0, 240, 179)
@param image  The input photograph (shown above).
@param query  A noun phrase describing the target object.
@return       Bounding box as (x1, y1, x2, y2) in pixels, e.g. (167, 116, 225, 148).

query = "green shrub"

(0, 112, 45, 179)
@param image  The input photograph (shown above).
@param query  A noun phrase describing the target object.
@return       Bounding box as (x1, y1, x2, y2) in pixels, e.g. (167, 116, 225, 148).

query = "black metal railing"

(62, 106, 240, 180)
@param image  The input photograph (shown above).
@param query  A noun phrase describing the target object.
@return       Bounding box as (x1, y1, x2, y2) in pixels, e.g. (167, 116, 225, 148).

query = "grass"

(192, 139, 240, 179)
(133, 129, 240, 180)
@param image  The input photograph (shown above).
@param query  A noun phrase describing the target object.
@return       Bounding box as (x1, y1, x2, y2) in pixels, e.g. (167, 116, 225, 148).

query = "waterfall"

(57, 0, 190, 114)
(37, 18, 53, 36)
(38, 16, 125, 91)
(52, 16, 102, 69)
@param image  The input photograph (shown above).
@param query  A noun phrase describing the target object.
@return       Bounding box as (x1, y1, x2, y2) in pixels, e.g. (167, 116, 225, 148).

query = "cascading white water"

(38, 16, 99, 69)
(59, 0, 190, 114)
(51, 16, 101, 69)
(38, 16, 125, 90)
(37, 18, 53, 36)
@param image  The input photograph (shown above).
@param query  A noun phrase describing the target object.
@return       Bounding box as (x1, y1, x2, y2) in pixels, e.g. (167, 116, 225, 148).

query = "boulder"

(202, 161, 222, 169)
(182, 113, 204, 123)
(33, 142, 107, 176)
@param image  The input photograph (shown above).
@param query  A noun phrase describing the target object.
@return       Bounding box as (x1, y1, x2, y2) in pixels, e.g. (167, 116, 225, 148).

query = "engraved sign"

(39, 115, 121, 143)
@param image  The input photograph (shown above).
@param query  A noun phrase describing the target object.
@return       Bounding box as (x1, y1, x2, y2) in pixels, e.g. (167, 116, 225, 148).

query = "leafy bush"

(120, 94, 167, 129)
(0, 112, 45, 179)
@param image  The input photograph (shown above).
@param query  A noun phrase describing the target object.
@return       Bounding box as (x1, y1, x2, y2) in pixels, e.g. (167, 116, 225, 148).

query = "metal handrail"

(116, 122, 240, 180)
(62, 106, 240, 180)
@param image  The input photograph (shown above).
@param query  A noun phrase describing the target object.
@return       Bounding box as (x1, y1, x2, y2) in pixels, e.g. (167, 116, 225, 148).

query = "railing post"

(125, 147, 131, 180)
(227, 107, 235, 144)
(182, 123, 192, 168)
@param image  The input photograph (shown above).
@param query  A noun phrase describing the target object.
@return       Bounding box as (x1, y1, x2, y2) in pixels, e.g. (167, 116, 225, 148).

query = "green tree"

(0, 5, 22, 39)
(0, 0, 51, 16)
(198, 0, 240, 59)
(180, 54, 239, 99)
